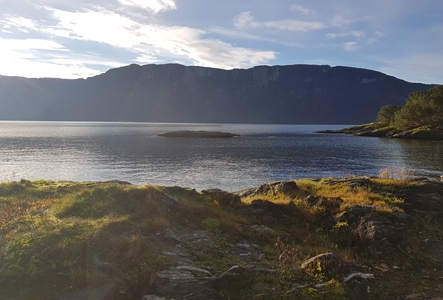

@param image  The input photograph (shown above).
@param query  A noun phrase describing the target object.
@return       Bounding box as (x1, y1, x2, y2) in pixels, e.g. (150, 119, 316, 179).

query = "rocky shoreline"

(318, 123, 443, 140)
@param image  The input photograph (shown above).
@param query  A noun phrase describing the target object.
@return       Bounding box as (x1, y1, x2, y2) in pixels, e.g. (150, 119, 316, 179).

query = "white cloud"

(343, 41, 358, 51)
(43, 7, 276, 68)
(235, 11, 324, 32)
(326, 31, 365, 39)
(234, 11, 254, 28)
(332, 15, 352, 28)
(3, 16, 38, 31)
(0, 37, 115, 78)
(0, 7, 277, 77)
(43, 8, 140, 48)
(8, 38, 68, 51)
(290, 4, 313, 15)
(117, 0, 176, 13)
(209, 26, 273, 41)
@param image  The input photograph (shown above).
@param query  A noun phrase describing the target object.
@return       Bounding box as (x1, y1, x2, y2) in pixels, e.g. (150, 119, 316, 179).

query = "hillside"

(1, 177, 443, 299)
(0, 64, 434, 124)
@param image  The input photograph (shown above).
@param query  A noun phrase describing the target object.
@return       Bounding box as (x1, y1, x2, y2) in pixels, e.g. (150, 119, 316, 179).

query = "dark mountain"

(0, 64, 434, 124)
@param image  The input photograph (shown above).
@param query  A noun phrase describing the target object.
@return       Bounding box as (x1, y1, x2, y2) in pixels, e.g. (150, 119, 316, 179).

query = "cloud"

(235, 11, 324, 32)
(43, 7, 141, 48)
(209, 26, 273, 41)
(117, 0, 176, 13)
(343, 41, 358, 51)
(332, 15, 352, 28)
(326, 31, 365, 39)
(3, 16, 38, 31)
(290, 4, 313, 15)
(0, 37, 122, 78)
(234, 11, 254, 28)
(0, 6, 277, 77)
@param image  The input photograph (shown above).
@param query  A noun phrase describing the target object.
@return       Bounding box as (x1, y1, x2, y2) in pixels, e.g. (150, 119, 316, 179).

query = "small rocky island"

(158, 130, 240, 138)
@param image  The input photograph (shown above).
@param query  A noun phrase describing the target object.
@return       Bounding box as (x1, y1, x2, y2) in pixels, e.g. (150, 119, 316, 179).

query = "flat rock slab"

(157, 131, 240, 138)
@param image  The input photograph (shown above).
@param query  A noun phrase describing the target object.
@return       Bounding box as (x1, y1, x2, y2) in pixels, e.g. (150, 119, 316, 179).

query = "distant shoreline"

(318, 123, 443, 141)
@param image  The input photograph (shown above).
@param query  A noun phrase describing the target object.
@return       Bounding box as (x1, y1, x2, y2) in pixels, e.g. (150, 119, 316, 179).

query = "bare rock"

(155, 266, 215, 300)
(305, 195, 343, 212)
(398, 181, 443, 211)
(231, 241, 263, 259)
(240, 199, 295, 220)
(213, 265, 275, 290)
(201, 189, 241, 208)
(346, 205, 375, 217)
(249, 225, 276, 235)
(236, 181, 298, 198)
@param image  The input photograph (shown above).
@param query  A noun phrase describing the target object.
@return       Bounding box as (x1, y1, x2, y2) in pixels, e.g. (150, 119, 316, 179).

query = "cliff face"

(0, 64, 434, 124)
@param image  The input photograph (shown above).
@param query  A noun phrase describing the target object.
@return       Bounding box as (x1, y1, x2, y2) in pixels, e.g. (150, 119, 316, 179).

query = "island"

(2, 176, 443, 299)
(319, 85, 443, 140)
(158, 130, 240, 138)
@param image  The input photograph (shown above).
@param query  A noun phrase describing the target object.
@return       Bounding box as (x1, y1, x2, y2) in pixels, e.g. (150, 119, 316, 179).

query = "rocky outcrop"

(235, 180, 299, 198)
(305, 195, 343, 212)
(319, 124, 443, 140)
(327, 205, 414, 250)
(201, 189, 241, 208)
(151, 228, 275, 300)
(397, 180, 443, 211)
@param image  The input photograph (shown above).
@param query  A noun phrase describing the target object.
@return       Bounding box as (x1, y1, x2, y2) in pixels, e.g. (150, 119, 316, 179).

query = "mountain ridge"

(0, 63, 435, 124)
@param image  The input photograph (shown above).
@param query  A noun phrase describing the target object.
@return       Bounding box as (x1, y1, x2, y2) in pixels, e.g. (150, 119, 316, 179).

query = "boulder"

(346, 205, 375, 217)
(305, 195, 343, 212)
(328, 208, 413, 250)
(240, 199, 295, 220)
(352, 218, 394, 242)
(235, 181, 298, 198)
(201, 189, 241, 208)
(321, 177, 370, 188)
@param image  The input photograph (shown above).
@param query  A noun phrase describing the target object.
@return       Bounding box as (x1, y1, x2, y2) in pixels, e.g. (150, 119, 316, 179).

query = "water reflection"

(0, 122, 442, 191)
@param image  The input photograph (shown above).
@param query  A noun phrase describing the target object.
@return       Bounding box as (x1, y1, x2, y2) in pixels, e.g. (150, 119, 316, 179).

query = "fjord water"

(0, 122, 442, 191)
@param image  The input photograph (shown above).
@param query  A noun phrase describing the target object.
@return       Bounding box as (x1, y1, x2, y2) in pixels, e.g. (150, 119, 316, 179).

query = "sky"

(0, 0, 442, 84)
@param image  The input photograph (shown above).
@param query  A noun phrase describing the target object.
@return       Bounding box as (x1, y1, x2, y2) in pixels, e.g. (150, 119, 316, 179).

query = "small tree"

(376, 105, 402, 126)
(391, 85, 443, 130)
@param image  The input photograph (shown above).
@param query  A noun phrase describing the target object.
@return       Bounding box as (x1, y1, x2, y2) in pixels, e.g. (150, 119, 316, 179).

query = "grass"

(0, 178, 442, 299)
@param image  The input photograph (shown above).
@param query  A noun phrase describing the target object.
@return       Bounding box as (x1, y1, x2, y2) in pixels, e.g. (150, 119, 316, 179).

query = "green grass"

(1, 178, 442, 299)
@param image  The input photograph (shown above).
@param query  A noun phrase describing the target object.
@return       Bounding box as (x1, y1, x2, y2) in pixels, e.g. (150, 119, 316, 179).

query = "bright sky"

(1, 0, 442, 83)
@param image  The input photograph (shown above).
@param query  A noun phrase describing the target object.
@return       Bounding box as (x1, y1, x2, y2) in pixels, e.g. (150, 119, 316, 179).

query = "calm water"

(0, 122, 442, 191)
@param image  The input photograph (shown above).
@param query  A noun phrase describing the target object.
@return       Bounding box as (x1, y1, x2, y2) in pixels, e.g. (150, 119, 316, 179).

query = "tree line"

(376, 85, 443, 130)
